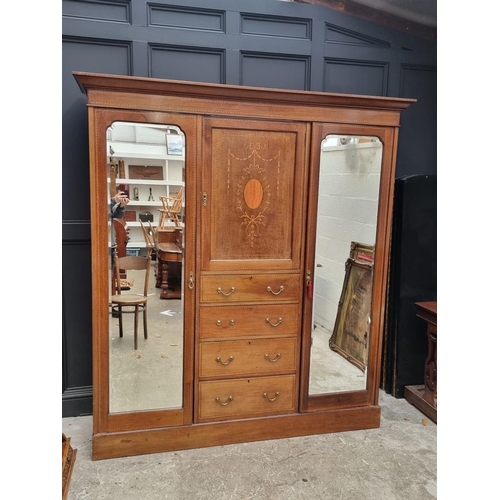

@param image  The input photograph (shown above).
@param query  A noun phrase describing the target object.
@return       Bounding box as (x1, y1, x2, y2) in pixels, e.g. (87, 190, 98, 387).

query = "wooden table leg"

(404, 301, 437, 423)
(160, 259, 171, 299)
(155, 259, 162, 289)
(158, 258, 182, 299)
(423, 323, 437, 407)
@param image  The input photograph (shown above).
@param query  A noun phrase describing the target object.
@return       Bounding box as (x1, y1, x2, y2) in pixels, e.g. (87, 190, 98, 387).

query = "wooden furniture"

(159, 187, 183, 228)
(112, 217, 129, 256)
(404, 301, 437, 422)
(111, 218, 129, 285)
(62, 433, 76, 499)
(110, 254, 152, 350)
(74, 71, 413, 460)
(139, 220, 155, 257)
(156, 228, 183, 299)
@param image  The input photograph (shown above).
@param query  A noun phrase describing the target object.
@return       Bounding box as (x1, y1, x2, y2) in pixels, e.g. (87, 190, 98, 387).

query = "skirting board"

(93, 405, 381, 460)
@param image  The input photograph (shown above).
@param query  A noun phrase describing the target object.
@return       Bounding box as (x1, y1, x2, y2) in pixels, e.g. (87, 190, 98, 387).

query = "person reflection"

(110, 190, 131, 296)
(111, 190, 130, 219)
(110, 190, 130, 248)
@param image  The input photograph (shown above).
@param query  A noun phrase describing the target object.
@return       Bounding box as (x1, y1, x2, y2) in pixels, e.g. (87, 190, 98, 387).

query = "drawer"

(200, 274, 300, 303)
(197, 375, 296, 422)
(199, 338, 297, 378)
(199, 304, 299, 339)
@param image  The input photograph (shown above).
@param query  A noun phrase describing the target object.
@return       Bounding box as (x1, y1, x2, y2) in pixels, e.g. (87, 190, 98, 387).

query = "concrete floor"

(62, 391, 436, 500)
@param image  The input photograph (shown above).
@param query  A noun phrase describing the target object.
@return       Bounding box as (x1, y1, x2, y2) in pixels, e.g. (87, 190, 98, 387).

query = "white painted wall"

(313, 137, 382, 332)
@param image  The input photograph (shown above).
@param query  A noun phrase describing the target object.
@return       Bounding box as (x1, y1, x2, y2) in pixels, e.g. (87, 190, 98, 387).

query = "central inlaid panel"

(201, 118, 307, 272)
(212, 129, 293, 258)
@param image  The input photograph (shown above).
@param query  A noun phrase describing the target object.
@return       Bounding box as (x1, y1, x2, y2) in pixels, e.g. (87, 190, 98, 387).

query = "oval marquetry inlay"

(244, 179, 263, 209)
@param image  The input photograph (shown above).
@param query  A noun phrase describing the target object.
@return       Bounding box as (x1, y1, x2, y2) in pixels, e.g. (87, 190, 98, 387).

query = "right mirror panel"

(308, 134, 383, 396)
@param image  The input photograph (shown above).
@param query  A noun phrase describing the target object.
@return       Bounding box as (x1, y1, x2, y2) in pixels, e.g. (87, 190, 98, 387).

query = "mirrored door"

(308, 134, 382, 395)
(107, 122, 186, 413)
(301, 125, 394, 411)
(91, 109, 197, 432)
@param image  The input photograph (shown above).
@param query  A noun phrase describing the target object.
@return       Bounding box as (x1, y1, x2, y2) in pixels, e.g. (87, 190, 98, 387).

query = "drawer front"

(199, 304, 299, 339)
(199, 338, 297, 378)
(198, 375, 296, 422)
(200, 274, 300, 303)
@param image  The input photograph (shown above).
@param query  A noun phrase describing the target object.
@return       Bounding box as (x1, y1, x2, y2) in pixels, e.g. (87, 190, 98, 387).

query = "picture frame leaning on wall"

(329, 258, 373, 371)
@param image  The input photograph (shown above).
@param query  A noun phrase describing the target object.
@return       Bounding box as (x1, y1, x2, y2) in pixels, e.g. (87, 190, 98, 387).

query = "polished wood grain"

(199, 337, 298, 378)
(92, 406, 381, 460)
(201, 119, 307, 272)
(198, 116, 304, 427)
(415, 301, 437, 325)
(200, 274, 300, 303)
(74, 72, 414, 114)
(199, 304, 300, 339)
(198, 375, 297, 422)
(75, 72, 413, 459)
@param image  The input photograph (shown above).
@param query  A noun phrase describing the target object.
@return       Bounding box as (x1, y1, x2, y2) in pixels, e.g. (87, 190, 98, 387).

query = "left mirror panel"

(107, 122, 185, 413)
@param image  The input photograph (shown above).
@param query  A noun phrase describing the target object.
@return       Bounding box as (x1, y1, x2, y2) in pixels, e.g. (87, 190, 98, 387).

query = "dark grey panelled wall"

(62, 0, 436, 416)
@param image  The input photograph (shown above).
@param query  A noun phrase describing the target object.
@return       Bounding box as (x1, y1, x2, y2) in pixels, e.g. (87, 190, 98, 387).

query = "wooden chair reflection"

(113, 218, 129, 257)
(139, 220, 155, 257)
(110, 254, 151, 350)
(111, 218, 129, 289)
(148, 221, 158, 246)
(158, 187, 183, 228)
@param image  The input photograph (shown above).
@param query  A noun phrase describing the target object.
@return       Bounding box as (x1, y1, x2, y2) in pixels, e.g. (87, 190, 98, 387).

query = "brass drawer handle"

(216, 319, 236, 327)
(264, 353, 282, 363)
(267, 285, 284, 295)
(215, 355, 234, 366)
(263, 392, 280, 402)
(217, 286, 235, 296)
(215, 396, 233, 406)
(265, 317, 283, 327)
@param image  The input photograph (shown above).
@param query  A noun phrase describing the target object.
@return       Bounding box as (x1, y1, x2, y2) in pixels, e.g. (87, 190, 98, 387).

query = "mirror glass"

(107, 122, 185, 413)
(308, 134, 382, 395)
